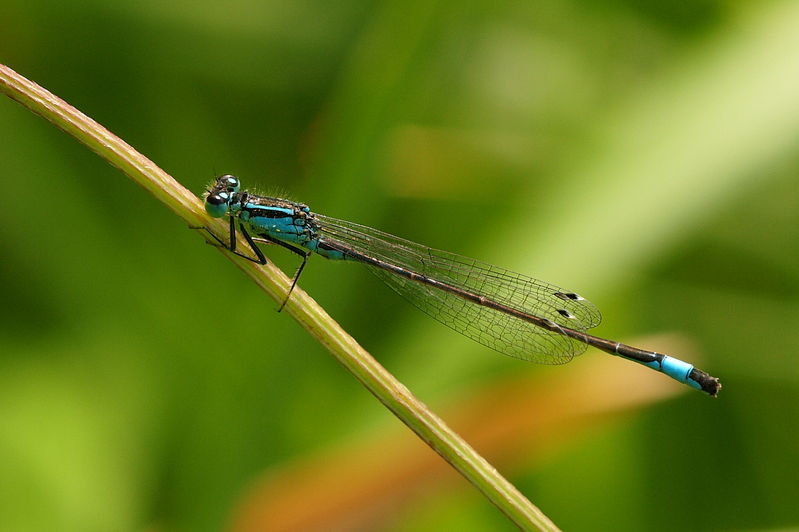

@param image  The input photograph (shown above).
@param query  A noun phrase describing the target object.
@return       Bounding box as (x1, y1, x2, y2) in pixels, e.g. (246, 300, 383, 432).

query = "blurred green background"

(1, 1, 798, 531)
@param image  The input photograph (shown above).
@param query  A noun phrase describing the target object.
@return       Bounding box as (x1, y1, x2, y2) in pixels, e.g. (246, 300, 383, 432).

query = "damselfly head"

(204, 174, 242, 217)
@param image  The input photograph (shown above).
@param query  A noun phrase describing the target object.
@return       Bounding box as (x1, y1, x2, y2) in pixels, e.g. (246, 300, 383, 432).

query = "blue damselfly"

(201, 174, 721, 396)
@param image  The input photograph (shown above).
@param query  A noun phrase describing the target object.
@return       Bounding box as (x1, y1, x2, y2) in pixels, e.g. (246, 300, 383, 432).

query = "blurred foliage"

(1, 0, 798, 531)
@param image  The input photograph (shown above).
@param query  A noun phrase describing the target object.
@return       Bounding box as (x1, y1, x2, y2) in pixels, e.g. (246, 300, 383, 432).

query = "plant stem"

(0, 63, 560, 532)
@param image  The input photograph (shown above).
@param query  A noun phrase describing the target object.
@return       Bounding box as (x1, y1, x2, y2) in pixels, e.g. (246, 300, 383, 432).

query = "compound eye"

(218, 174, 240, 192)
(205, 191, 230, 218)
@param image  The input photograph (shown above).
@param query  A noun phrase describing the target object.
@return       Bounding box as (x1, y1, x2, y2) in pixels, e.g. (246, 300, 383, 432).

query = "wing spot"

(555, 292, 583, 301)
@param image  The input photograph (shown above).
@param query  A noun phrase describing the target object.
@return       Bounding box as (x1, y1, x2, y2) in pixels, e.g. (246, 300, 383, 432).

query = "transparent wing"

(315, 214, 601, 365)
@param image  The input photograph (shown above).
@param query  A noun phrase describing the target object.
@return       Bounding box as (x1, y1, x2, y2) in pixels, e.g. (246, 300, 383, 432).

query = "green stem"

(0, 63, 560, 532)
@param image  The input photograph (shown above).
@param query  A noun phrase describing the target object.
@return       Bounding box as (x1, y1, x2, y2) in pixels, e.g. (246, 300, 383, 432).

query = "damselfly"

(201, 174, 721, 396)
